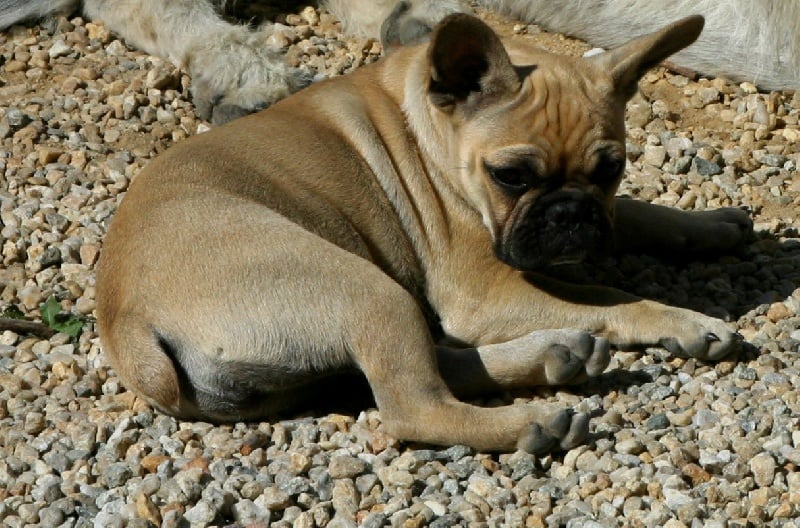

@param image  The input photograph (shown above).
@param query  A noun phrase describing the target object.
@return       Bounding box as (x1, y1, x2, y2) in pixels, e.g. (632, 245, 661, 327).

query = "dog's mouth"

(496, 190, 614, 271)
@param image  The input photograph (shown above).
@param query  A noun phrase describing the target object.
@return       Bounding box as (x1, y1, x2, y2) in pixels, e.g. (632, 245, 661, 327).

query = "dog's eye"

(593, 156, 625, 185)
(486, 163, 538, 194)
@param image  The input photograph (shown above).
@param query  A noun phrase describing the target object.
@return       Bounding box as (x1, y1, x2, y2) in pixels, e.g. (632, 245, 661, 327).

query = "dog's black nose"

(544, 199, 582, 225)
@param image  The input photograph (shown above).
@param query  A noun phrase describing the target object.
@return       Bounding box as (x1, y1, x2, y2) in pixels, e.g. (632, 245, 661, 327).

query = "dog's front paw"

(658, 312, 741, 360)
(539, 331, 610, 385)
(671, 207, 754, 253)
(517, 408, 589, 454)
(186, 28, 313, 124)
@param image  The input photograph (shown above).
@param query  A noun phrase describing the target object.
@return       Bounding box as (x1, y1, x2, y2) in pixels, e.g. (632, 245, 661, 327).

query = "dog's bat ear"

(594, 15, 704, 100)
(427, 14, 521, 112)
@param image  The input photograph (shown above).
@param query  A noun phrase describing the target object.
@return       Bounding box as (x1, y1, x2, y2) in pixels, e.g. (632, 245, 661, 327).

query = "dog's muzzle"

(496, 190, 613, 271)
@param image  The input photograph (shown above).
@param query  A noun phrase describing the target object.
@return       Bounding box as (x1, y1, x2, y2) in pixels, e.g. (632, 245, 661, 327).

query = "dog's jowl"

(96, 14, 751, 454)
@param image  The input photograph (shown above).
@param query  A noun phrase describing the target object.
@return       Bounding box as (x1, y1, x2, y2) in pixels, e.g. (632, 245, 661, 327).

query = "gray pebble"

(329, 455, 367, 479)
(693, 157, 723, 176)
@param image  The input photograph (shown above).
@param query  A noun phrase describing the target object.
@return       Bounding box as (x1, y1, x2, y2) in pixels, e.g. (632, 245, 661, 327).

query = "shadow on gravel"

(272, 373, 377, 421)
(540, 228, 800, 323)
(225, 0, 316, 23)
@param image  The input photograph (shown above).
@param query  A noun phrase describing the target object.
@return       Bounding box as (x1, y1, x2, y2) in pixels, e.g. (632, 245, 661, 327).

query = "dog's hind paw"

(186, 26, 314, 125)
(517, 408, 589, 455)
(660, 207, 754, 255)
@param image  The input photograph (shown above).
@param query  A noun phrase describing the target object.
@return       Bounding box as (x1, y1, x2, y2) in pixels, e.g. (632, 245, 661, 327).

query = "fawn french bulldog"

(96, 14, 750, 453)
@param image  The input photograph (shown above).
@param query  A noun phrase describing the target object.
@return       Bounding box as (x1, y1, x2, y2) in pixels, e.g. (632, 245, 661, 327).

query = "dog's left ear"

(427, 14, 522, 112)
(594, 15, 704, 100)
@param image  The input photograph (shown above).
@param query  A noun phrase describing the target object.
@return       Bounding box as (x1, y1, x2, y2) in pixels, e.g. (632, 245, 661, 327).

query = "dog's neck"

(373, 44, 481, 222)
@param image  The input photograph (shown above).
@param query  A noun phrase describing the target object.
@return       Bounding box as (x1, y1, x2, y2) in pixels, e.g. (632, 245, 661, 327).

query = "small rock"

(749, 453, 776, 487)
(183, 500, 217, 525)
(615, 438, 645, 455)
(48, 40, 72, 58)
(258, 486, 292, 510)
(329, 455, 367, 479)
(693, 157, 722, 176)
(643, 145, 667, 167)
(106, 40, 128, 56)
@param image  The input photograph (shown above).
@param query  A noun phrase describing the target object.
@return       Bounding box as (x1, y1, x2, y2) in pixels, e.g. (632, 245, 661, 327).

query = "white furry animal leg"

(84, 0, 311, 124)
(479, 0, 800, 91)
(0, 0, 78, 30)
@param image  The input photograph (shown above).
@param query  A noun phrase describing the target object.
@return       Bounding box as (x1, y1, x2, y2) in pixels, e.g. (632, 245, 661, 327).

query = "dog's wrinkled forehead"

(515, 49, 620, 125)
(466, 56, 624, 178)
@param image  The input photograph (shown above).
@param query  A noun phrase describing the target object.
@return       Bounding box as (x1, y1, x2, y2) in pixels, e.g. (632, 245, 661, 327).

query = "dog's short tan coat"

(97, 14, 751, 453)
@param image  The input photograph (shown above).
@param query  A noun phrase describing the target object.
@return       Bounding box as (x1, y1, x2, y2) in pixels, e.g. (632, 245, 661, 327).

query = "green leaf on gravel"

(39, 296, 85, 339)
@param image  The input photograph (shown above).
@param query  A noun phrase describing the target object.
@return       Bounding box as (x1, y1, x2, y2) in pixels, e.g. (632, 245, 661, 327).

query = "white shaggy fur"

(1, 0, 796, 121)
(0, 0, 75, 29)
(481, 0, 800, 91)
(83, 0, 312, 123)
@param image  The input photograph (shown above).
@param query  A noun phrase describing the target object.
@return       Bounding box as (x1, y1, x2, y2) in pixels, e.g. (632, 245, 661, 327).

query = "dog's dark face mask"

(482, 144, 625, 272)
(496, 188, 615, 271)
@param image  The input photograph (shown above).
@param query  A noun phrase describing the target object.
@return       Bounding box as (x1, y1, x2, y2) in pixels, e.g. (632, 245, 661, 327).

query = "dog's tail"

(0, 0, 79, 30)
(481, 0, 800, 91)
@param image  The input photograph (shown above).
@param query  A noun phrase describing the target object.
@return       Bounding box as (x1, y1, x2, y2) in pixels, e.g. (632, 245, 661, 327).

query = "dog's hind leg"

(83, 0, 310, 124)
(98, 196, 588, 454)
(344, 283, 590, 454)
(613, 197, 753, 256)
(480, 0, 800, 91)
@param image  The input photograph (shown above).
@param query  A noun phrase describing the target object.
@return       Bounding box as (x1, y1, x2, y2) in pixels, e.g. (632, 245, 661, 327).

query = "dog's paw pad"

(517, 409, 589, 455)
(543, 345, 583, 383)
(209, 104, 259, 125)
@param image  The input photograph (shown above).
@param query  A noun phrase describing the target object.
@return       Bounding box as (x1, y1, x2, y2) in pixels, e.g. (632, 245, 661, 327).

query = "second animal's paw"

(186, 26, 313, 124)
(380, 0, 469, 47)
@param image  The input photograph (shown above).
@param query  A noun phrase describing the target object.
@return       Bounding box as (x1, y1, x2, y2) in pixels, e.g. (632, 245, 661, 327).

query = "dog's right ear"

(427, 14, 522, 113)
(594, 15, 705, 100)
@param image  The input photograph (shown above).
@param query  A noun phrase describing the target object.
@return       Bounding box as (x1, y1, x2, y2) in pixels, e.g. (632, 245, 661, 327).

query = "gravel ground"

(1, 5, 799, 528)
